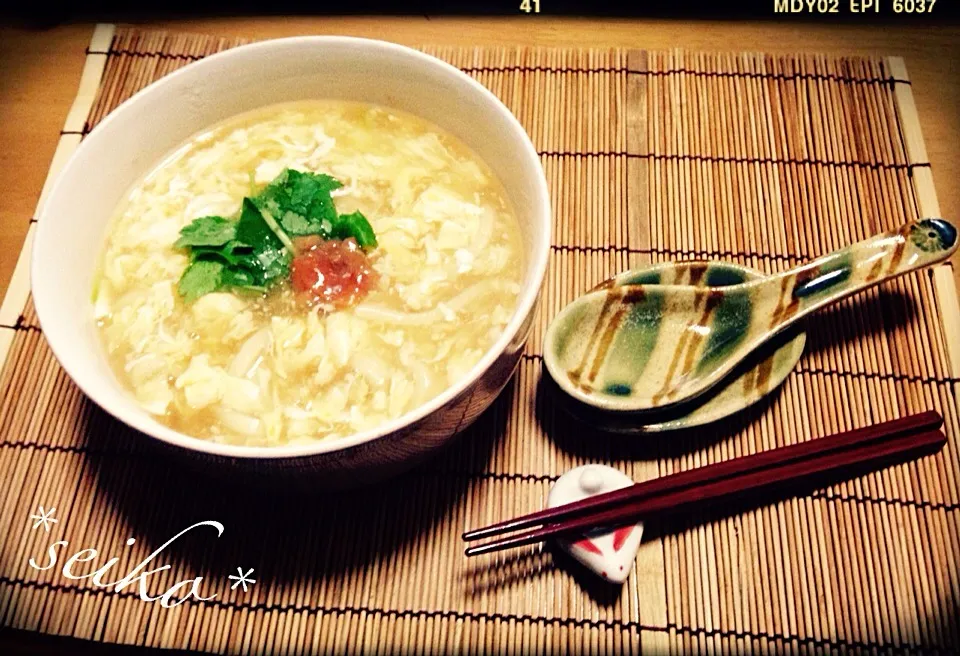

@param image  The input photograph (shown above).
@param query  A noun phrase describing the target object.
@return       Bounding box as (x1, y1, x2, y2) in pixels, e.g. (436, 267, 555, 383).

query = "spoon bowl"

(547, 260, 806, 433)
(544, 218, 958, 413)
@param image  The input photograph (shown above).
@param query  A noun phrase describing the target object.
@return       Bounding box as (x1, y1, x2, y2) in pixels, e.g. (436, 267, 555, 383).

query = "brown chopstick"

(463, 412, 945, 557)
(463, 411, 941, 543)
(465, 429, 945, 556)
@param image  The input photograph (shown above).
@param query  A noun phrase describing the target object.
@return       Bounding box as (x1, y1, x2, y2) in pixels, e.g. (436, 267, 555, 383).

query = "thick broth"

(94, 101, 524, 446)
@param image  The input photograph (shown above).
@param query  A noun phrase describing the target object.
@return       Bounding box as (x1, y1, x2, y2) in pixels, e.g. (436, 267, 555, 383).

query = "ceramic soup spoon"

(544, 218, 958, 413)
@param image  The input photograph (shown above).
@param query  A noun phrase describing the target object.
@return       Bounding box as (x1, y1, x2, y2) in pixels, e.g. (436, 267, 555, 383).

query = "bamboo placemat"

(1, 24, 959, 655)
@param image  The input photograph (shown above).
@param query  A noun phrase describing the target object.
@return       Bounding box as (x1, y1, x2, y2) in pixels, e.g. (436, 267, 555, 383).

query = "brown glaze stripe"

(565, 289, 621, 388)
(583, 294, 632, 386)
(0, 577, 947, 654)
(659, 290, 724, 405)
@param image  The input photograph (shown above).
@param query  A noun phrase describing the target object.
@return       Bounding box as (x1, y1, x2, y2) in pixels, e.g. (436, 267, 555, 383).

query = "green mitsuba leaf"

(333, 210, 378, 249)
(173, 168, 377, 303)
(174, 216, 236, 248)
(178, 260, 224, 303)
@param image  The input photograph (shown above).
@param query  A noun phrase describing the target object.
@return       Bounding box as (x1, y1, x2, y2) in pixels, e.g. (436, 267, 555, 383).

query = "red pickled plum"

(291, 236, 380, 309)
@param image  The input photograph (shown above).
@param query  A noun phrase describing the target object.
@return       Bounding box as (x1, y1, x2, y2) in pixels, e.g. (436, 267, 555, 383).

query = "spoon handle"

(760, 218, 957, 333)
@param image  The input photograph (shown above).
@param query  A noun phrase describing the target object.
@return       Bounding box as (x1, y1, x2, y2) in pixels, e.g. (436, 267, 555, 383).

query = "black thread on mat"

(4, 438, 955, 514)
(7, 321, 953, 385)
(424, 467, 960, 514)
(538, 150, 922, 171)
(519, 352, 959, 385)
(6, 301, 956, 385)
(92, 48, 202, 61)
(626, 152, 923, 171)
(796, 364, 960, 385)
(662, 623, 946, 654)
(7, 316, 40, 334)
(808, 491, 960, 513)
(86, 47, 910, 89)
(549, 243, 805, 263)
(549, 243, 954, 275)
(91, 49, 626, 75)
(0, 442, 136, 456)
(8, 437, 956, 517)
(426, 469, 560, 484)
(0, 576, 952, 654)
(550, 243, 636, 254)
(0, 442, 960, 521)
(638, 69, 909, 87)
(0, 575, 663, 634)
(0, 314, 39, 332)
(0, 576, 950, 653)
(63, 120, 927, 170)
(463, 65, 625, 74)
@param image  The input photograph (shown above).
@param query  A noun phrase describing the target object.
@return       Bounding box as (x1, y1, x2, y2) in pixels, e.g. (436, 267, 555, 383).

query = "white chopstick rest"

(547, 464, 643, 584)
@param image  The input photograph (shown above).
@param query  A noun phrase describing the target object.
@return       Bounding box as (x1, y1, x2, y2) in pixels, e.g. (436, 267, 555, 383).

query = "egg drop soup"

(93, 101, 524, 447)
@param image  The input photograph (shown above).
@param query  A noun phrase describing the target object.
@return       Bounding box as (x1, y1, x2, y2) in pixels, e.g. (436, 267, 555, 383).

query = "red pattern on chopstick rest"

(612, 526, 634, 551)
(572, 537, 603, 554)
(573, 525, 636, 556)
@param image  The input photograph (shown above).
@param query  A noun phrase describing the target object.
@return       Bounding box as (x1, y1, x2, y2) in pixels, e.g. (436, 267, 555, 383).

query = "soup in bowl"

(32, 37, 551, 483)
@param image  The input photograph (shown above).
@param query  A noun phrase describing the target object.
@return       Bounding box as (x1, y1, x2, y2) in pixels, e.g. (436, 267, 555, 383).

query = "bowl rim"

(31, 35, 552, 460)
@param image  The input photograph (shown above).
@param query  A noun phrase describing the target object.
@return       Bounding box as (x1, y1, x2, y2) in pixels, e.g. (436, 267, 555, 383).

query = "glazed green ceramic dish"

(545, 261, 806, 433)
(545, 218, 958, 415)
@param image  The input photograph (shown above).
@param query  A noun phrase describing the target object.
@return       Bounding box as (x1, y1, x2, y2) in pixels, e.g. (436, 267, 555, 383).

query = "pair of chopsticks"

(462, 411, 945, 556)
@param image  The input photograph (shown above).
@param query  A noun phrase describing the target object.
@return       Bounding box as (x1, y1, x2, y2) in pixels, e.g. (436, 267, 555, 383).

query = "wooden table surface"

(2, 17, 959, 302)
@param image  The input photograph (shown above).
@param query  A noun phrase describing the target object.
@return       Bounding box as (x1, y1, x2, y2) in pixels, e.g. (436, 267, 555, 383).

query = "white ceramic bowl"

(32, 37, 551, 484)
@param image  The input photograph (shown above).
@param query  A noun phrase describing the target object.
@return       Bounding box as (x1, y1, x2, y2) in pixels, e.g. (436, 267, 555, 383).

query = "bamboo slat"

(0, 25, 957, 655)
